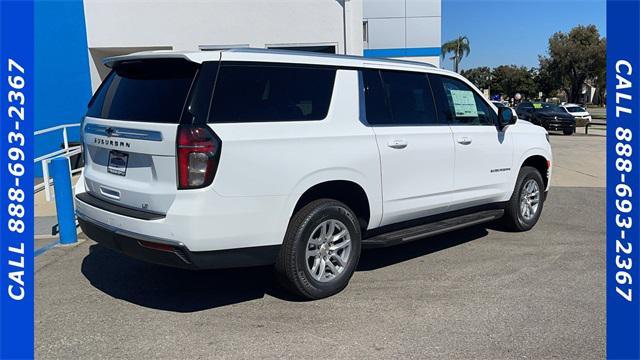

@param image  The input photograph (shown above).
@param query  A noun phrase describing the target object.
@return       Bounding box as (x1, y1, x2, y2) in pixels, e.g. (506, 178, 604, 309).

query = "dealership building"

(35, 0, 441, 157)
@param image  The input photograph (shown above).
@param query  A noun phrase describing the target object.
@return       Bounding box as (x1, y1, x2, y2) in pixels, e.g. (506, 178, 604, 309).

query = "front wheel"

(275, 199, 362, 299)
(501, 166, 545, 231)
(563, 129, 574, 135)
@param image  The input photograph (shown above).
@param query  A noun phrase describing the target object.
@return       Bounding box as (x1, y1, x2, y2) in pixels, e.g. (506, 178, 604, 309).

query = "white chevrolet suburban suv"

(75, 49, 552, 299)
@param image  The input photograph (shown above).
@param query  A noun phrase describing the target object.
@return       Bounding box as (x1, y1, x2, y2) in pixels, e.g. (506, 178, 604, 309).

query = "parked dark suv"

(516, 102, 576, 135)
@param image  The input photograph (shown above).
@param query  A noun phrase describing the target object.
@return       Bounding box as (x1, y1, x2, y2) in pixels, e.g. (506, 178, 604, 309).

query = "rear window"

(87, 59, 198, 123)
(209, 64, 336, 123)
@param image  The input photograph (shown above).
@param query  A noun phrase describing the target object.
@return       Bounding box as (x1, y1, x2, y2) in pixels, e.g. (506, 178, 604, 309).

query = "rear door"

(429, 74, 514, 208)
(81, 58, 214, 214)
(362, 69, 455, 226)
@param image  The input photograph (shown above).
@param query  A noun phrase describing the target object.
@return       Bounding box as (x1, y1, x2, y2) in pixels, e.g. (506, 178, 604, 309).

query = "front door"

(429, 74, 514, 209)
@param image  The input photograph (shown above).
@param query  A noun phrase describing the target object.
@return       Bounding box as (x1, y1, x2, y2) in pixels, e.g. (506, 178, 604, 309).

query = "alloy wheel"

(305, 219, 352, 283)
(520, 179, 540, 221)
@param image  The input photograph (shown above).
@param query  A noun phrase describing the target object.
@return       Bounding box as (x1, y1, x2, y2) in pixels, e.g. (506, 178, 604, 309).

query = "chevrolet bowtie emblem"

(105, 127, 115, 137)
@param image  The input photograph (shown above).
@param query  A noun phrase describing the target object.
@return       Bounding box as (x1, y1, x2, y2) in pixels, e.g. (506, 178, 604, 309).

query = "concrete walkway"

(549, 130, 605, 188)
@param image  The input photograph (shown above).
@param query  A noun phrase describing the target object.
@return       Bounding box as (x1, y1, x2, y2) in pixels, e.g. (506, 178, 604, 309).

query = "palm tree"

(441, 36, 470, 73)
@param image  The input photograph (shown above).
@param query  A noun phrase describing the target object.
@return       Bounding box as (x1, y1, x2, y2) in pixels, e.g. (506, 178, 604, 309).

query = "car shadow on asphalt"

(81, 226, 490, 312)
(357, 226, 488, 271)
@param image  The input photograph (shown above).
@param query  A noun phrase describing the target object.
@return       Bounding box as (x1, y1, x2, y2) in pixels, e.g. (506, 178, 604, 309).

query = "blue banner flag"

(607, 0, 640, 358)
(0, 0, 35, 359)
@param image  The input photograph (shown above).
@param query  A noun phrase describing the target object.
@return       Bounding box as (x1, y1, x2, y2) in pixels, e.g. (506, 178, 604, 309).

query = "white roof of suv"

(103, 48, 452, 75)
(101, 48, 493, 111)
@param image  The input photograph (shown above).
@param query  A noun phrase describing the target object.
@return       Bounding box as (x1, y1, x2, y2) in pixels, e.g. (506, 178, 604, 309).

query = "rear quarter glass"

(87, 58, 199, 123)
(208, 63, 336, 123)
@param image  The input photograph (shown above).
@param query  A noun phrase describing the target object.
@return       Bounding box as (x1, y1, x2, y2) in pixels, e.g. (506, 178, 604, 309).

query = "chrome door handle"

(387, 139, 408, 149)
(456, 137, 472, 145)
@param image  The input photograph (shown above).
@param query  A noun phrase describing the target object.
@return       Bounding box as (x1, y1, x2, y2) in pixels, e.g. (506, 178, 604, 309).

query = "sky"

(441, 0, 606, 71)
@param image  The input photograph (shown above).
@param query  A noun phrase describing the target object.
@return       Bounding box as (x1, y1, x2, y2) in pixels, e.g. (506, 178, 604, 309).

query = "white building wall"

(363, 0, 441, 66)
(392, 55, 440, 65)
(83, 0, 363, 89)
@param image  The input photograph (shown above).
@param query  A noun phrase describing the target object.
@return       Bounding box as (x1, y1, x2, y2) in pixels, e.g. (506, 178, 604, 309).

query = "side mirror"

(497, 107, 516, 130)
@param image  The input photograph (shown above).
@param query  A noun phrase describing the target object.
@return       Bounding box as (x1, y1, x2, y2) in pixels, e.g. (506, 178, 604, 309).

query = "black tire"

(275, 199, 362, 300)
(563, 129, 574, 135)
(502, 166, 545, 231)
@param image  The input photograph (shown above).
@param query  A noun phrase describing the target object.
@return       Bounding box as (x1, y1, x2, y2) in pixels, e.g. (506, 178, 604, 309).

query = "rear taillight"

(176, 125, 221, 189)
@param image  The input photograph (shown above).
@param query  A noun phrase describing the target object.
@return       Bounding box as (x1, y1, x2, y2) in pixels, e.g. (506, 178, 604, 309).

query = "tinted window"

(361, 69, 392, 125)
(362, 69, 438, 125)
(531, 102, 563, 112)
(87, 59, 198, 123)
(181, 61, 219, 124)
(210, 64, 336, 123)
(517, 102, 533, 113)
(566, 106, 585, 113)
(429, 74, 495, 126)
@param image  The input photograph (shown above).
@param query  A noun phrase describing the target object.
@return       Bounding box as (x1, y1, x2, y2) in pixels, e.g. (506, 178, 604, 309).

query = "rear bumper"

(73, 173, 289, 252)
(77, 213, 279, 270)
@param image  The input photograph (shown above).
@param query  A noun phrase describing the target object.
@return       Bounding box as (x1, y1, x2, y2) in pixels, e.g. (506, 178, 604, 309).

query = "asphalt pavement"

(36, 133, 605, 359)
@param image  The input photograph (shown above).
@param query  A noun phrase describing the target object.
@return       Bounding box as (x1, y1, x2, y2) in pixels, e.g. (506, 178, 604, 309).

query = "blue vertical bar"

(607, 0, 640, 359)
(50, 157, 77, 245)
(0, 0, 35, 359)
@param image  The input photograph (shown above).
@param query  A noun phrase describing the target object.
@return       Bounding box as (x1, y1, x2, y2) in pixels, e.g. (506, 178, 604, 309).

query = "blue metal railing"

(34, 123, 81, 201)
(34, 123, 81, 245)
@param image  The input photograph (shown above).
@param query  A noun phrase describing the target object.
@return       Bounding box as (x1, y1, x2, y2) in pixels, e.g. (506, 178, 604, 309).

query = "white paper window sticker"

(450, 89, 478, 117)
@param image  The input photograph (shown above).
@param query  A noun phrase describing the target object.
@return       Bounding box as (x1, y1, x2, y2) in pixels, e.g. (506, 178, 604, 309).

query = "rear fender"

(284, 168, 383, 230)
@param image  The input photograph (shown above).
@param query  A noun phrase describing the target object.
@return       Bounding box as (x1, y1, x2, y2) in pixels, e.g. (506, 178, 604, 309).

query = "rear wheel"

(502, 166, 545, 231)
(275, 199, 361, 299)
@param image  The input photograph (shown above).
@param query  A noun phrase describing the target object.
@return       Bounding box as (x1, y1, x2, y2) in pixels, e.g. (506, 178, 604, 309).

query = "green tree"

(441, 36, 470, 73)
(535, 56, 563, 100)
(491, 65, 538, 99)
(460, 66, 491, 91)
(593, 37, 607, 105)
(541, 25, 606, 103)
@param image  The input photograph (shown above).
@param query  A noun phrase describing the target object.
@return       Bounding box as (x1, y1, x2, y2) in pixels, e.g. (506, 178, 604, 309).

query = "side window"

(181, 61, 219, 124)
(361, 69, 392, 125)
(381, 70, 439, 125)
(361, 69, 439, 126)
(517, 102, 533, 112)
(209, 64, 336, 123)
(429, 74, 495, 126)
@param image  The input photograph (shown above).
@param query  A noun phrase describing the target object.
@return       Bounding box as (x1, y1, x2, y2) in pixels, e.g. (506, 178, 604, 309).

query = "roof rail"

(223, 47, 438, 68)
